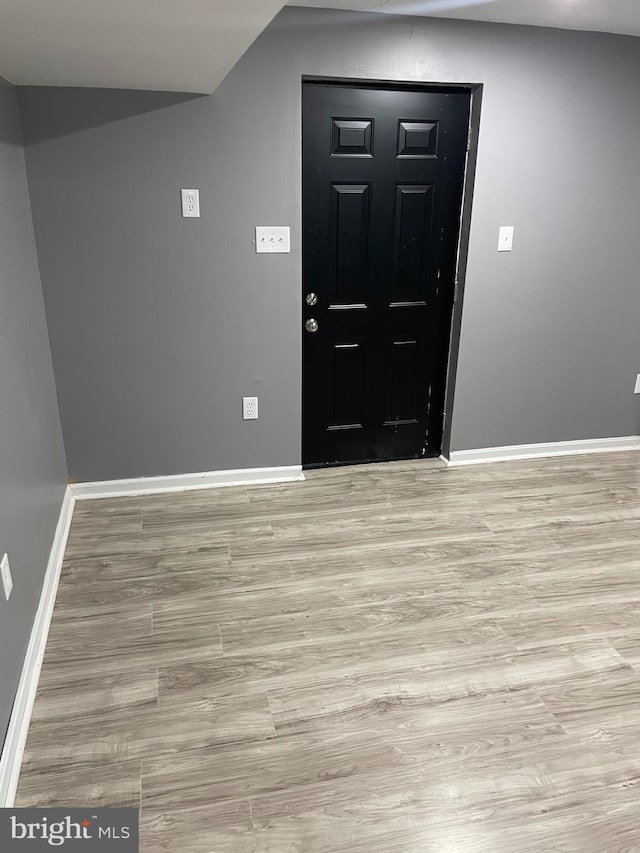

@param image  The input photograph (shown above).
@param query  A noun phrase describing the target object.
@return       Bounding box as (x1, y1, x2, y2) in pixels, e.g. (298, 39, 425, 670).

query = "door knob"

(306, 292, 318, 306)
(305, 318, 319, 333)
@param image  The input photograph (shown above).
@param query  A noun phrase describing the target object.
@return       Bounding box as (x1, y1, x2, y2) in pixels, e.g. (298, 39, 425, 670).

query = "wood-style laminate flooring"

(15, 453, 640, 852)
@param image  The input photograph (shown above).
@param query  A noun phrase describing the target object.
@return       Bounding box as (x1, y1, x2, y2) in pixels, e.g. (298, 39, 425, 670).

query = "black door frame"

(300, 76, 483, 465)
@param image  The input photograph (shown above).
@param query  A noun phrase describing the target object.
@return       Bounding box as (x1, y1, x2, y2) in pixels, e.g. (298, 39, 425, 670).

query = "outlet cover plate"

(1, 553, 13, 600)
(256, 226, 290, 254)
(243, 396, 258, 420)
(181, 189, 200, 218)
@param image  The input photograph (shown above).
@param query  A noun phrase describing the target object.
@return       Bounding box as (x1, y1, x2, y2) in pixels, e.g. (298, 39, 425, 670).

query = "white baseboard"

(0, 485, 75, 807)
(71, 464, 304, 500)
(443, 436, 640, 467)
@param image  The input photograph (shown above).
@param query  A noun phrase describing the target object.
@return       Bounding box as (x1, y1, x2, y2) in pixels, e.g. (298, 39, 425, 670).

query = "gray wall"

(19, 8, 640, 480)
(0, 79, 67, 746)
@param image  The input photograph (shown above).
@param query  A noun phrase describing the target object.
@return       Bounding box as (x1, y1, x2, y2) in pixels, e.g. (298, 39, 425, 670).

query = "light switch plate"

(1, 553, 13, 601)
(256, 226, 290, 254)
(634, 374, 640, 394)
(498, 225, 514, 252)
(181, 189, 200, 218)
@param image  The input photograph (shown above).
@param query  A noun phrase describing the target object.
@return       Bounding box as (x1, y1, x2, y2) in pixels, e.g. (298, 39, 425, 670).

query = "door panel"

(329, 341, 365, 430)
(303, 82, 470, 467)
(397, 120, 439, 158)
(386, 338, 421, 424)
(392, 184, 434, 304)
(331, 184, 370, 306)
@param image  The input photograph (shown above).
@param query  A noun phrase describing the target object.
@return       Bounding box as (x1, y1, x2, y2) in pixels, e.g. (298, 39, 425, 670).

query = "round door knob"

(306, 292, 318, 307)
(305, 318, 319, 333)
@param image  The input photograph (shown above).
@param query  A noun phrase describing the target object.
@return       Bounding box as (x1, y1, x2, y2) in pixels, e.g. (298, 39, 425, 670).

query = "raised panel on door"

(331, 119, 374, 157)
(330, 184, 371, 307)
(397, 120, 439, 158)
(327, 341, 366, 430)
(384, 338, 424, 426)
(391, 184, 434, 306)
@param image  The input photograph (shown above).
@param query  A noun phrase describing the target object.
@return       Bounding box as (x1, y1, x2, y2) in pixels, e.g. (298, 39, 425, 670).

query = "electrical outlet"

(243, 396, 258, 420)
(634, 374, 640, 394)
(181, 189, 200, 218)
(1, 553, 13, 601)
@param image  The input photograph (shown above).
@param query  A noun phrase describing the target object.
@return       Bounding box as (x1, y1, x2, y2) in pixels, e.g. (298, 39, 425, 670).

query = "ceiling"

(0, 0, 284, 94)
(0, 1, 638, 95)
(288, 0, 640, 38)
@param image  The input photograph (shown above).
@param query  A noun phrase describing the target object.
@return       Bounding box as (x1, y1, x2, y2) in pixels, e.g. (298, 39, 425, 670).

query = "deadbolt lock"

(306, 292, 318, 306)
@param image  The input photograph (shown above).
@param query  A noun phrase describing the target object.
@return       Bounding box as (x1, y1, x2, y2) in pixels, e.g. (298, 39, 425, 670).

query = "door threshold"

(303, 450, 440, 471)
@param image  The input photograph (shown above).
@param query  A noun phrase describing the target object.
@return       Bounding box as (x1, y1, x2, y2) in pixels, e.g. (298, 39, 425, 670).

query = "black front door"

(302, 82, 470, 467)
